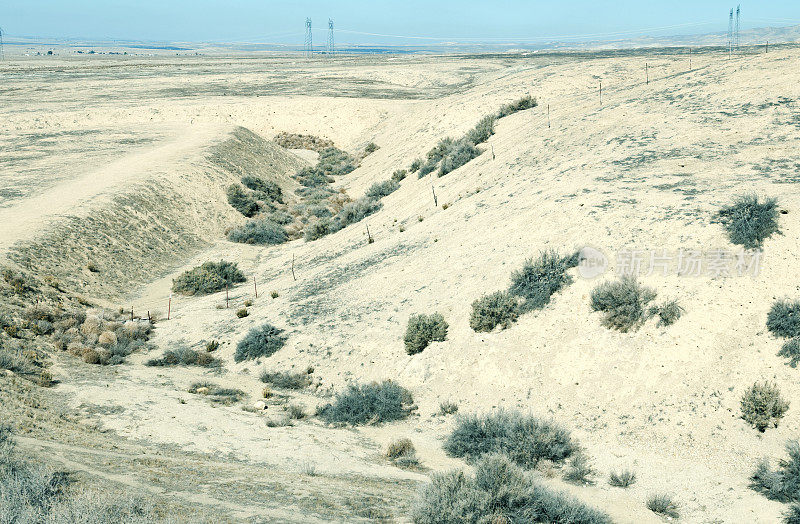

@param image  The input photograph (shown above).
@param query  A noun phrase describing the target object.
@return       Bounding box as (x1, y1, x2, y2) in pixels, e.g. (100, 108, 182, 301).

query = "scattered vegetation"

(172, 261, 245, 296)
(337, 197, 382, 228)
(609, 469, 637, 488)
(718, 194, 780, 249)
(438, 139, 480, 177)
(469, 291, 519, 332)
(564, 452, 596, 485)
(443, 410, 577, 469)
(465, 115, 497, 145)
(590, 276, 658, 332)
(751, 440, 800, 504)
(439, 400, 459, 416)
(287, 404, 307, 420)
(234, 323, 287, 362)
(409, 158, 423, 173)
(497, 95, 538, 118)
(318, 380, 415, 426)
(259, 369, 312, 389)
(650, 299, 684, 327)
(273, 132, 333, 152)
(768, 300, 800, 339)
(404, 313, 448, 355)
(412, 453, 611, 524)
(241, 176, 282, 203)
(0, 425, 159, 522)
(646, 494, 680, 519)
(741, 381, 789, 432)
(146, 346, 219, 368)
(188, 381, 246, 404)
(227, 218, 287, 245)
(391, 169, 407, 183)
(509, 250, 579, 313)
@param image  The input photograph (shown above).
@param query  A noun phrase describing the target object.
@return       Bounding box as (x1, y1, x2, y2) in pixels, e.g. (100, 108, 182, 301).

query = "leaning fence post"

(167, 294, 172, 320)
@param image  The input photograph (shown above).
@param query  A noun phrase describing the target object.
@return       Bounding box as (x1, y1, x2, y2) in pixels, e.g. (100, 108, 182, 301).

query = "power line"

(327, 19, 335, 57)
(304, 18, 312, 58)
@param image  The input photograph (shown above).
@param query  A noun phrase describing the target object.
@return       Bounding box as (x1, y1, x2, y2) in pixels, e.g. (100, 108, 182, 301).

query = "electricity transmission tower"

(727, 9, 734, 57)
(327, 19, 335, 57)
(304, 18, 313, 58)
(735, 5, 741, 50)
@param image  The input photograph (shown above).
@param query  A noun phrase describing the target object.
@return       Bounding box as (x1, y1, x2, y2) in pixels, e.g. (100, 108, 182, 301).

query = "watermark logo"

(577, 246, 609, 279)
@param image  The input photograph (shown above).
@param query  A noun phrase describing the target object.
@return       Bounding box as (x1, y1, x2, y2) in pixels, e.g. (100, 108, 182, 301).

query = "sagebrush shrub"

(439, 400, 459, 415)
(391, 169, 407, 183)
(227, 219, 287, 245)
(365, 180, 400, 199)
(751, 440, 800, 503)
(464, 115, 496, 145)
(364, 142, 379, 154)
(646, 494, 679, 519)
(226, 184, 259, 217)
(235, 323, 287, 362)
(469, 291, 519, 332)
(172, 261, 245, 295)
(650, 299, 684, 327)
(443, 410, 577, 469)
(439, 140, 479, 177)
(564, 452, 596, 485)
(497, 95, 538, 118)
(241, 176, 282, 203)
(386, 438, 415, 460)
(146, 347, 219, 368)
(590, 276, 657, 332)
(412, 453, 611, 524)
(718, 194, 780, 249)
(404, 313, 448, 355)
(188, 382, 245, 404)
(741, 381, 789, 431)
(318, 380, 414, 425)
(337, 197, 382, 228)
(259, 370, 311, 389)
(410, 159, 423, 172)
(609, 469, 637, 488)
(768, 301, 800, 339)
(304, 218, 335, 241)
(0, 348, 37, 375)
(779, 338, 800, 367)
(509, 250, 579, 313)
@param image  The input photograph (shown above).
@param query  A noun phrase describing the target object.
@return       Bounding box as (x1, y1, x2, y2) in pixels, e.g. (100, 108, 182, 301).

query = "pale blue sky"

(2, 1, 800, 44)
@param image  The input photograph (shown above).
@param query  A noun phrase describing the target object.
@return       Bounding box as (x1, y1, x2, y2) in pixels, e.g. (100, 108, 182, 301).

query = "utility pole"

(735, 5, 741, 51)
(327, 19, 335, 57)
(304, 18, 313, 58)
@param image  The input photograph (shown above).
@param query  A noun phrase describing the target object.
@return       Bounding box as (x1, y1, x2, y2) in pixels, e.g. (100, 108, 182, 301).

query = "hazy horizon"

(3, 1, 800, 46)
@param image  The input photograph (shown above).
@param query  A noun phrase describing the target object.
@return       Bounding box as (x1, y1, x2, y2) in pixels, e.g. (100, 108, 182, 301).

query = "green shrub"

(768, 301, 800, 339)
(609, 469, 636, 488)
(337, 197, 382, 227)
(236, 308, 249, 318)
(145, 347, 219, 368)
(650, 299, 684, 327)
(718, 194, 780, 249)
(412, 453, 611, 524)
(590, 276, 657, 332)
(497, 95, 538, 118)
(426, 138, 454, 164)
(404, 313, 448, 355)
(464, 115, 496, 145)
(439, 139, 479, 177)
(409, 159, 423, 172)
(226, 184, 259, 217)
(439, 400, 459, 415)
(365, 180, 400, 199)
(318, 380, 415, 425)
(304, 218, 335, 241)
(779, 338, 800, 367)
(564, 452, 596, 485)
(509, 250, 579, 313)
(287, 404, 307, 419)
(741, 381, 789, 431)
(241, 176, 282, 203)
(418, 159, 439, 177)
(646, 494, 679, 519)
(227, 218, 287, 245)
(786, 504, 800, 524)
(469, 291, 519, 332)
(259, 370, 311, 389)
(364, 142, 379, 154)
(391, 169, 407, 183)
(0, 348, 37, 375)
(269, 210, 294, 225)
(750, 440, 800, 504)
(443, 410, 577, 469)
(172, 260, 245, 295)
(234, 323, 287, 362)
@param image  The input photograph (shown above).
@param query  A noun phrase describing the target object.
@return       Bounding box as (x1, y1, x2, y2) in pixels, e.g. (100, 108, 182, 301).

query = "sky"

(2, 1, 800, 45)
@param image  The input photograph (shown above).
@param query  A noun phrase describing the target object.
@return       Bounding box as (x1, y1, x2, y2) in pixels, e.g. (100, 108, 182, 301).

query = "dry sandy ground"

(3, 47, 800, 522)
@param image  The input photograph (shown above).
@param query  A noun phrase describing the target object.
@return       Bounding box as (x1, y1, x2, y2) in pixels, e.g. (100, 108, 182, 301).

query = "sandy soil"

(3, 47, 800, 522)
